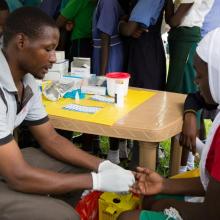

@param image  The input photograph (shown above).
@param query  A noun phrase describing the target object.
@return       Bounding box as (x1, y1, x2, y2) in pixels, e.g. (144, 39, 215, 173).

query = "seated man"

(119, 28, 220, 220)
(0, 7, 134, 220)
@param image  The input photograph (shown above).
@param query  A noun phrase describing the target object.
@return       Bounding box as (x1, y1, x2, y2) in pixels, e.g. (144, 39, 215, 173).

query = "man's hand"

(130, 167, 164, 195)
(91, 168, 135, 192)
(98, 160, 125, 172)
(179, 112, 197, 155)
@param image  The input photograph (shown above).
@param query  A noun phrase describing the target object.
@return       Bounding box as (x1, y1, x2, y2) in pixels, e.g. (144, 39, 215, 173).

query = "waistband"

(93, 35, 122, 48)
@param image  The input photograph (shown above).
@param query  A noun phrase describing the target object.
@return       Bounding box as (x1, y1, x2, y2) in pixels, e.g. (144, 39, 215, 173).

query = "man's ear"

(15, 33, 29, 50)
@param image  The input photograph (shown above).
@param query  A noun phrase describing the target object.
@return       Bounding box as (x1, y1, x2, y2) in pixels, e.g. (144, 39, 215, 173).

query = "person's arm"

(165, 0, 194, 28)
(165, 0, 174, 24)
(56, 14, 68, 29)
(0, 120, 135, 194)
(151, 177, 220, 220)
(184, 92, 218, 112)
(131, 167, 205, 196)
(0, 139, 93, 194)
(0, 137, 135, 194)
(162, 176, 204, 196)
(99, 32, 110, 76)
(179, 110, 198, 154)
(119, 20, 140, 36)
(29, 121, 102, 171)
(179, 92, 218, 153)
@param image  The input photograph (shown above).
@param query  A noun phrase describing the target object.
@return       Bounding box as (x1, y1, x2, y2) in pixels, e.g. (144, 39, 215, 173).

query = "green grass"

(98, 120, 213, 177)
(157, 119, 212, 176)
(156, 139, 171, 176)
(74, 120, 212, 177)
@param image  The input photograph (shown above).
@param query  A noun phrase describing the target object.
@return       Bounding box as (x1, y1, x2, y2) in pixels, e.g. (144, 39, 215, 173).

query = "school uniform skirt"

(127, 30, 166, 90)
(166, 27, 201, 94)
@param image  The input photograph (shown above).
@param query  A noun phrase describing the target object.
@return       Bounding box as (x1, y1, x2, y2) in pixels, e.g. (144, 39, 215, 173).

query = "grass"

(97, 119, 213, 177)
(157, 119, 212, 176)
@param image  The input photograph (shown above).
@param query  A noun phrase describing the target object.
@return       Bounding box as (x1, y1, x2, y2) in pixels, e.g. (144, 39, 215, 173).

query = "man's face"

(194, 54, 216, 105)
(19, 26, 60, 79)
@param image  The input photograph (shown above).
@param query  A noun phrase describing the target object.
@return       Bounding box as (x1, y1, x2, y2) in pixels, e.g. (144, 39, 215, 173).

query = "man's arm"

(0, 121, 135, 194)
(29, 121, 102, 171)
(0, 139, 93, 194)
(165, 0, 194, 27)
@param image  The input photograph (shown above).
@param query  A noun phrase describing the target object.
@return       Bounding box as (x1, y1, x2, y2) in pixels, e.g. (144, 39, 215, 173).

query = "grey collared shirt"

(0, 49, 48, 145)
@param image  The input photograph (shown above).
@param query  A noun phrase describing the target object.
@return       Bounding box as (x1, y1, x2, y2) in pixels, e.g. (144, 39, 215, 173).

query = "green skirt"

(140, 195, 184, 220)
(166, 26, 201, 94)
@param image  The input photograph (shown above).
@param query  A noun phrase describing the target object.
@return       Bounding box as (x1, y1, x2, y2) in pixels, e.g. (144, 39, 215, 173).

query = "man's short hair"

(3, 7, 58, 47)
(0, 0, 9, 11)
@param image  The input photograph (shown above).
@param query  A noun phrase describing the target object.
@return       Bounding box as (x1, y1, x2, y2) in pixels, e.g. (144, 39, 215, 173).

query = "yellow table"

(44, 88, 186, 176)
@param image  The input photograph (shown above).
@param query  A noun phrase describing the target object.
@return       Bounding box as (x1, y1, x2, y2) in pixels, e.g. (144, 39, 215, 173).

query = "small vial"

(115, 83, 124, 107)
(75, 91, 80, 103)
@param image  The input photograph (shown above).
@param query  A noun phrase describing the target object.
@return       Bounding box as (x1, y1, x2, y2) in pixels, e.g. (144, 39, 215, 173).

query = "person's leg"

(108, 138, 128, 164)
(118, 210, 141, 220)
(21, 147, 85, 173)
(108, 137, 120, 164)
(179, 147, 189, 173)
(0, 181, 80, 220)
(21, 147, 87, 206)
(119, 209, 169, 220)
(80, 134, 100, 155)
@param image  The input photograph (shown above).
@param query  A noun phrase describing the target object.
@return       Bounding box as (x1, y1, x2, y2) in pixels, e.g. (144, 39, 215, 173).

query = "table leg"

(169, 135, 182, 176)
(139, 141, 158, 170)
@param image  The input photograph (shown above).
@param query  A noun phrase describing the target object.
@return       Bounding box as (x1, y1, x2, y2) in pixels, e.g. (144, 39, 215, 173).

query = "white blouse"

(174, 0, 214, 28)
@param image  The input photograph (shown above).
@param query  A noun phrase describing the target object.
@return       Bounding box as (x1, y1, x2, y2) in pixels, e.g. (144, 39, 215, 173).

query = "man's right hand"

(91, 168, 135, 192)
(179, 112, 197, 155)
(130, 167, 165, 196)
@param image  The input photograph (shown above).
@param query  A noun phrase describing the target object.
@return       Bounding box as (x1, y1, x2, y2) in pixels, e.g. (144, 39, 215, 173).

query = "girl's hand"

(130, 167, 165, 195)
(179, 112, 197, 154)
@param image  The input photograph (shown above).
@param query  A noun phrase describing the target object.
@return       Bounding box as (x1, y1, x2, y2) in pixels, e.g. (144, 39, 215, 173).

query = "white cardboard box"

(50, 60, 69, 73)
(71, 57, 90, 77)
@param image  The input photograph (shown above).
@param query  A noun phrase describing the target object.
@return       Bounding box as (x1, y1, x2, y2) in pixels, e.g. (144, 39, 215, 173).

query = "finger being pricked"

(130, 183, 142, 195)
(130, 181, 146, 195)
(136, 166, 152, 175)
(135, 167, 150, 181)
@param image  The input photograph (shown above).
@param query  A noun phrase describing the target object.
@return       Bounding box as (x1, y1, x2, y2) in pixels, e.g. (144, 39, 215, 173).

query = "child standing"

(92, 0, 131, 164)
(165, 0, 214, 173)
(119, 0, 166, 90)
(92, 0, 126, 75)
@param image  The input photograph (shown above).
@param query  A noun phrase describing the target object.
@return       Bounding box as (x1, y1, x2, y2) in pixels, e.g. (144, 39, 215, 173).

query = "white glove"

(98, 160, 125, 172)
(91, 169, 135, 192)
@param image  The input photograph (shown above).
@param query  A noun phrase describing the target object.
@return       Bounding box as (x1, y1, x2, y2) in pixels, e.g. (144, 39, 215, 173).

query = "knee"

(118, 210, 140, 220)
(47, 207, 80, 220)
(13, 197, 80, 220)
(36, 200, 80, 220)
(118, 211, 128, 220)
